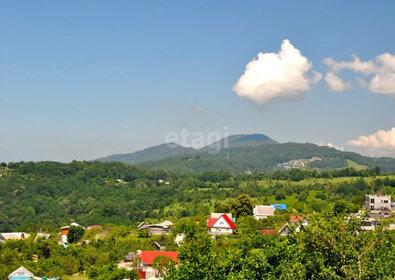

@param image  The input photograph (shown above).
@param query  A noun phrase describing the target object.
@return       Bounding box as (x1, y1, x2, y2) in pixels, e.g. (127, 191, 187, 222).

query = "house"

(34, 233, 51, 242)
(153, 241, 165, 251)
(253, 205, 275, 219)
(207, 213, 237, 235)
(364, 194, 392, 215)
(134, 250, 179, 279)
(138, 220, 173, 236)
(0, 232, 31, 243)
(59, 222, 82, 244)
(8, 266, 34, 280)
(360, 218, 379, 231)
(290, 215, 309, 226)
(278, 223, 291, 236)
(261, 229, 278, 235)
(87, 225, 103, 231)
(271, 204, 287, 210)
(279, 216, 309, 236)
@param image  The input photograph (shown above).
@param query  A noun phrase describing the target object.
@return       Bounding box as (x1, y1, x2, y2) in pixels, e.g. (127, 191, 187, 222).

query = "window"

(371, 198, 375, 203)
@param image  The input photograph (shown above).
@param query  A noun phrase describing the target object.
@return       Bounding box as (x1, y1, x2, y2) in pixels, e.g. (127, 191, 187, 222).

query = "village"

(3, 193, 395, 280)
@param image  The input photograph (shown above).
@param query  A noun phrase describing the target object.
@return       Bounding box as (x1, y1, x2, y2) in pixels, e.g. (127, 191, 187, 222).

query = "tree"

(67, 226, 85, 244)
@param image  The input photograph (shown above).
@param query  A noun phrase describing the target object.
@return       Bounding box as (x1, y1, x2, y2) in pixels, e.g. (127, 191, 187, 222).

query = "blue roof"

(9, 277, 32, 280)
(271, 204, 287, 210)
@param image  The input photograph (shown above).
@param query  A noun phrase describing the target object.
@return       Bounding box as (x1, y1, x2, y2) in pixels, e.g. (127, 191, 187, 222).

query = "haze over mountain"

(96, 134, 395, 173)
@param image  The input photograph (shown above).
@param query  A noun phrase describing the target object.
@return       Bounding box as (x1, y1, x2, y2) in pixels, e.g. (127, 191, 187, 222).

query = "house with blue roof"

(271, 204, 287, 210)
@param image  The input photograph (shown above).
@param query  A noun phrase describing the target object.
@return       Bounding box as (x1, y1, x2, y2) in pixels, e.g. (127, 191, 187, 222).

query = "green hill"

(137, 142, 395, 173)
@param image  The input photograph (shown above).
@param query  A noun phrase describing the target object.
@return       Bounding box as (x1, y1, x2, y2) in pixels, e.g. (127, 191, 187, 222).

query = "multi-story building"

(364, 194, 392, 214)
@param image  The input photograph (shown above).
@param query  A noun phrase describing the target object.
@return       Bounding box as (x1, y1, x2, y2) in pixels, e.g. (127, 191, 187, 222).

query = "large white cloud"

(348, 127, 395, 149)
(323, 53, 395, 94)
(233, 39, 321, 105)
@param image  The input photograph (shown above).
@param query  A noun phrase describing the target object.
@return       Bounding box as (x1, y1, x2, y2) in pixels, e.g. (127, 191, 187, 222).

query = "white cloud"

(323, 53, 395, 95)
(348, 127, 395, 149)
(324, 72, 352, 92)
(318, 141, 344, 151)
(233, 39, 321, 105)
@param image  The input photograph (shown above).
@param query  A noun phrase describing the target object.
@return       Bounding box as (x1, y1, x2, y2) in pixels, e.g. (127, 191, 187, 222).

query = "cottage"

(207, 213, 237, 235)
(0, 232, 30, 243)
(8, 266, 34, 280)
(138, 220, 173, 236)
(253, 205, 275, 219)
(134, 251, 179, 279)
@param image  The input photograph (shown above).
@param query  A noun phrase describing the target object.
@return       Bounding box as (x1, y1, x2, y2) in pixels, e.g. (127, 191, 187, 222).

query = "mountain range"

(96, 134, 395, 173)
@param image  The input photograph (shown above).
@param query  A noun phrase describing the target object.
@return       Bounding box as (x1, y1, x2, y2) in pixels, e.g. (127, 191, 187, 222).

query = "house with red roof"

(261, 229, 278, 235)
(133, 250, 178, 279)
(207, 213, 237, 235)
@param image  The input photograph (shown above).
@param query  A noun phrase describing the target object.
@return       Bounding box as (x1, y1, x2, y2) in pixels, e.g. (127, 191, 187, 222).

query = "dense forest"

(0, 161, 394, 232)
(1, 161, 395, 279)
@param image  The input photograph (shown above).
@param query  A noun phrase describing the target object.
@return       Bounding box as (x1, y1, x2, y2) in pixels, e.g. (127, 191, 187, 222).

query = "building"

(87, 225, 103, 231)
(134, 250, 179, 279)
(138, 220, 173, 236)
(253, 205, 275, 219)
(0, 232, 30, 243)
(59, 222, 82, 244)
(8, 266, 34, 280)
(271, 204, 287, 210)
(364, 194, 392, 215)
(261, 229, 278, 235)
(207, 213, 237, 235)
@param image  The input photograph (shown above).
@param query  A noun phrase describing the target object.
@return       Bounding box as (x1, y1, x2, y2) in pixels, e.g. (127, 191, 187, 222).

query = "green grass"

(346, 159, 368, 171)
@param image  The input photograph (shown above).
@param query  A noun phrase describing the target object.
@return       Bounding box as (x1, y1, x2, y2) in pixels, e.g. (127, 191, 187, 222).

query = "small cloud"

(348, 127, 395, 149)
(189, 104, 205, 113)
(318, 141, 344, 151)
(233, 39, 321, 106)
(323, 53, 395, 95)
(324, 72, 352, 92)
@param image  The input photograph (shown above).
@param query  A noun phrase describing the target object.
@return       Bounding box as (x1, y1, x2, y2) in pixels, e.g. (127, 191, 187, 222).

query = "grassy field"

(346, 159, 368, 170)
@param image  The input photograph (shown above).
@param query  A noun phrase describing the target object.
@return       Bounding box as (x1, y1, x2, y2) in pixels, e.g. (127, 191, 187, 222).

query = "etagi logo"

(164, 127, 229, 154)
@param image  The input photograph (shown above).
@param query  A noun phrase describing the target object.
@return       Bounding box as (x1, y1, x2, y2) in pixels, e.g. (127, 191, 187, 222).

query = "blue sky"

(1, 1, 394, 162)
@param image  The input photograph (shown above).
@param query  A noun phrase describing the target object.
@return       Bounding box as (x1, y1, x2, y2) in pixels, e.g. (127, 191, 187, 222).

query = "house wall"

(364, 195, 392, 211)
(209, 228, 233, 235)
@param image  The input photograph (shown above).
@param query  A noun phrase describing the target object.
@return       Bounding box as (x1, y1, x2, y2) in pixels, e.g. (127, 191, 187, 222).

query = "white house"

(207, 213, 237, 235)
(253, 205, 275, 219)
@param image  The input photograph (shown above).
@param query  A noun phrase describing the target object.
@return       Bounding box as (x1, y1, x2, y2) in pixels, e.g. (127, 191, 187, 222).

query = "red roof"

(207, 214, 236, 229)
(290, 215, 305, 222)
(261, 229, 278, 234)
(136, 251, 178, 264)
(207, 218, 217, 228)
(87, 225, 103, 230)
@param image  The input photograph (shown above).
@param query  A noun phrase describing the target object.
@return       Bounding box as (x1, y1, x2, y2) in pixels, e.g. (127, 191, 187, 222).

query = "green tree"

(67, 226, 85, 244)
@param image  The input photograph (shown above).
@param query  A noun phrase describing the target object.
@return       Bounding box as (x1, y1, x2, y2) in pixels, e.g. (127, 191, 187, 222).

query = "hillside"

(137, 142, 395, 174)
(96, 143, 198, 164)
(95, 134, 276, 164)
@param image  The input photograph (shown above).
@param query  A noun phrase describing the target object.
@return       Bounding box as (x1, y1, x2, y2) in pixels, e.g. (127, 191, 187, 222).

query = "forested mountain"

(138, 142, 395, 173)
(95, 134, 276, 164)
(95, 143, 197, 164)
(96, 134, 395, 173)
